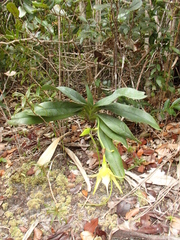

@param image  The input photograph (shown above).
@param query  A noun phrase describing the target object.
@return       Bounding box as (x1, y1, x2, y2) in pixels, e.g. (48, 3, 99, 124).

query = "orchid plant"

(8, 85, 160, 194)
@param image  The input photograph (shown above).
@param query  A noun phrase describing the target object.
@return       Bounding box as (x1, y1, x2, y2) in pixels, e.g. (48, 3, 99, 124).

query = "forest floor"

(0, 109, 180, 240)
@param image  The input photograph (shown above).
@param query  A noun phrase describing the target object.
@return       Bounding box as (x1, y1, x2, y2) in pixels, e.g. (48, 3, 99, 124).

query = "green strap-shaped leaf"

(104, 103, 160, 130)
(34, 101, 83, 116)
(57, 86, 87, 104)
(98, 128, 125, 178)
(171, 98, 180, 110)
(8, 110, 44, 125)
(86, 85, 93, 106)
(98, 113, 138, 142)
(99, 119, 128, 148)
(8, 111, 81, 126)
(95, 88, 146, 107)
(8, 101, 83, 125)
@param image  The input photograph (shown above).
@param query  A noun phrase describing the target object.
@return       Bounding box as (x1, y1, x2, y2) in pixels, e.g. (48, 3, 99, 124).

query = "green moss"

(56, 173, 68, 189)
(27, 198, 43, 210)
(30, 191, 44, 199)
(9, 226, 24, 240)
(4, 211, 14, 219)
(103, 214, 117, 229)
(10, 172, 22, 183)
(9, 219, 17, 227)
(75, 175, 84, 184)
(2, 202, 8, 211)
(68, 165, 78, 171)
(5, 186, 14, 198)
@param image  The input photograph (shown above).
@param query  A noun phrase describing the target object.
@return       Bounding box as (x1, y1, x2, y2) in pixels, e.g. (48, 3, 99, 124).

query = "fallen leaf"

(157, 157, 163, 164)
(64, 147, 91, 192)
(84, 218, 98, 233)
(33, 227, 42, 240)
(117, 200, 131, 217)
(137, 148, 143, 158)
(26, 166, 35, 176)
(82, 189, 88, 197)
(140, 214, 151, 227)
(0, 170, 5, 177)
(166, 122, 179, 130)
(71, 125, 78, 132)
(94, 226, 106, 239)
(125, 208, 139, 220)
(139, 138, 147, 145)
(143, 149, 154, 155)
(19, 226, 27, 233)
(51, 227, 55, 234)
(166, 123, 180, 134)
(7, 147, 17, 154)
(141, 169, 178, 186)
(137, 165, 145, 173)
(37, 137, 60, 166)
(117, 143, 127, 155)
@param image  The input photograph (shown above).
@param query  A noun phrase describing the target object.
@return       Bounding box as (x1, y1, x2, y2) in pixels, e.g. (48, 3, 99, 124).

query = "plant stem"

(89, 132, 101, 166)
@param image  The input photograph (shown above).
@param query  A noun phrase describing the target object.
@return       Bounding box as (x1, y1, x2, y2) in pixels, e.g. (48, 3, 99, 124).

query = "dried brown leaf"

(82, 189, 88, 197)
(140, 214, 151, 227)
(0, 169, 5, 177)
(84, 218, 98, 233)
(26, 166, 35, 176)
(94, 226, 107, 239)
(137, 165, 145, 173)
(125, 208, 139, 220)
(137, 148, 144, 158)
(19, 226, 28, 233)
(143, 149, 154, 155)
(33, 227, 42, 240)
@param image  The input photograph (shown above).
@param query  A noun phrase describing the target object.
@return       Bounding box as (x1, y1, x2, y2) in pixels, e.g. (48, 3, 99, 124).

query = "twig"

(47, 158, 57, 204)
(22, 219, 39, 240)
(136, 58, 149, 90)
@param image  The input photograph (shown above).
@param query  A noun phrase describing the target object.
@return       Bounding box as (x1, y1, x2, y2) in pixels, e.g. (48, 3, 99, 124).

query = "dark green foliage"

(8, 86, 160, 178)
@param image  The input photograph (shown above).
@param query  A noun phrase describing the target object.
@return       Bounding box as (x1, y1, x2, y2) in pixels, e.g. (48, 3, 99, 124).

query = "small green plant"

(0, 157, 7, 163)
(163, 98, 180, 117)
(45, 202, 68, 224)
(8, 86, 160, 189)
(127, 157, 145, 171)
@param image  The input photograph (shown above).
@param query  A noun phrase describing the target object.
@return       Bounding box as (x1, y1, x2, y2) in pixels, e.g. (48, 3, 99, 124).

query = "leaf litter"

(0, 119, 180, 239)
